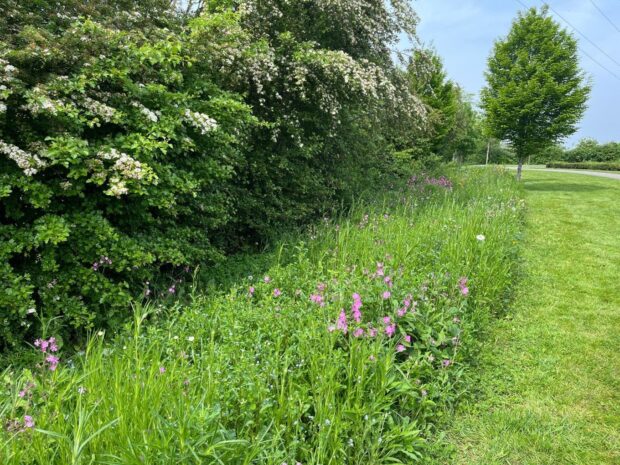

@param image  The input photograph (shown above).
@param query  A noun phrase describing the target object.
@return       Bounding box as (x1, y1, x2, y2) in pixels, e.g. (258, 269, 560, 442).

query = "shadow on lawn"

(524, 181, 610, 193)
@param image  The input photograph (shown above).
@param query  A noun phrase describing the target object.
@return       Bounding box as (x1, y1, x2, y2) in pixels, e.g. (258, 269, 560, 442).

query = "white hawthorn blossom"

(131, 101, 159, 122)
(81, 96, 117, 122)
(184, 109, 218, 134)
(0, 141, 46, 176)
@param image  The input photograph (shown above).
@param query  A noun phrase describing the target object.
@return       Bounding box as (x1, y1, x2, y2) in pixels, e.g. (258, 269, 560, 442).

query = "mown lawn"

(449, 170, 620, 464)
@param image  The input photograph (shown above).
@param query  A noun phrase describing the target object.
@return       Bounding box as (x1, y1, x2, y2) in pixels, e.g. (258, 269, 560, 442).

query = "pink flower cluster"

(336, 309, 348, 333)
(351, 293, 362, 322)
(24, 415, 34, 429)
(458, 277, 469, 296)
(34, 337, 59, 371)
(407, 174, 453, 190)
(383, 316, 396, 337)
(397, 294, 416, 317)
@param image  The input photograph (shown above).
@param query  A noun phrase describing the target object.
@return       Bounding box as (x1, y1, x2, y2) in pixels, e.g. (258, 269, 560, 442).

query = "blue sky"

(410, 0, 620, 147)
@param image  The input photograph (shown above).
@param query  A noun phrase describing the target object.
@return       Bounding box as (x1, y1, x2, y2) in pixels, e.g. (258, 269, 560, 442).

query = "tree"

(406, 49, 457, 157)
(442, 86, 482, 163)
(481, 6, 590, 179)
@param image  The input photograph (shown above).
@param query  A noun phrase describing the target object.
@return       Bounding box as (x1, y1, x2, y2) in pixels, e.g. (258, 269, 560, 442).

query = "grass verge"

(448, 170, 620, 464)
(1, 168, 523, 464)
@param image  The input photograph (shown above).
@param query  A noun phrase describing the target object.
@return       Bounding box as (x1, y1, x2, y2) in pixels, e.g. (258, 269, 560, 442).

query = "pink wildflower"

(385, 324, 396, 337)
(317, 282, 326, 292)
(383, 316, 391, 325)
(442, 359, 452, 367)
(404, 334, 412, 343)
(263, 276, 271, 283)
(397, 307, 407, 317)
(351, 294, 362, 322)
(273, 288, 282, 297)
(458, 277, 469, 296)
(46, 355, 59, 371)
(336, 309, 348, 333)
(34, 338, 49, 353)
(168, 285, 176, 294)
(249, 286, 255, 296)
(382, 291, 391, 300)
(353, 328, 364, 338)
(396, 344, 406, 353)
(159, 366, 166, 374)
(310, 294, 324, 306)
(24, 415, 34, 429)
(367, 327, 378, 337)
(376, 263, 385, 277)
(18, 391, 26, 398)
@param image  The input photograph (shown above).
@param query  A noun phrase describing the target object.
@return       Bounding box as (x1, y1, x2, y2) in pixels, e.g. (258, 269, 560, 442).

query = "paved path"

(511, 167, 620, 180)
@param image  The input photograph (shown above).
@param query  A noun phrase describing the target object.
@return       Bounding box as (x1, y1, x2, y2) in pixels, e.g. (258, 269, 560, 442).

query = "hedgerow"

(546, 161, 620, 171)
(561, 138, 620, 163)
(0, 2, 431, 348)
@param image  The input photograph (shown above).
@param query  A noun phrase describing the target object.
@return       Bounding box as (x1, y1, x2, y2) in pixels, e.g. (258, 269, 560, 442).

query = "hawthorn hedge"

(0, 1, 424, 348)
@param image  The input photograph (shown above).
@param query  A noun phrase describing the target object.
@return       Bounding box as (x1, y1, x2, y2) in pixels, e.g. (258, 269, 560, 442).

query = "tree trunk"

(485, 140, 490, 165)
(516, 158, 523, 181)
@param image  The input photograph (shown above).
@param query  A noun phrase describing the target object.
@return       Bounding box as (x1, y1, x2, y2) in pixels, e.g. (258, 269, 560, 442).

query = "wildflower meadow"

(1, 168, 524, 464)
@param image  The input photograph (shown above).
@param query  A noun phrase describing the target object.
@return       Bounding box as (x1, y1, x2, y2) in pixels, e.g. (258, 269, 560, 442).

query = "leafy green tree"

(442, 86, 482, 162)
(481, 6, 590, 179)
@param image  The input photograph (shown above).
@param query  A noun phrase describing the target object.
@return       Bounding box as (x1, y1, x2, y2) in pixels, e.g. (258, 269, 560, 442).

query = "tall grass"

(1, 167, 523, 464)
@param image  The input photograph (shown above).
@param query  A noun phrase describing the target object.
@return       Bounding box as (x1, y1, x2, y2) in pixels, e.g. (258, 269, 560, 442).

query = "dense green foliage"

(530, 138, 620, 164)
(546, 161, 620, 171)
(1, 168, 524, 464)
(0, 0, 428, 348)
(561, 138, 620, 162)
(401, 50, 482, 166)
(481, 7, 590, 176)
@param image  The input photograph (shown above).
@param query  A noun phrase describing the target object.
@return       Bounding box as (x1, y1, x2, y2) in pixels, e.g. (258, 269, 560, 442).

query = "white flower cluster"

(131, 101, 159, 123)
(0, 58, 17, 114)
(23, 86, 63, 115)
(82, 97, 117, 122)
(0, 140, 46, 176)
(105, 176, 129, 197)
(184, 109, 218, 134)
(98, 148, 147, 180)
(94, 148, 156, 197)
(0, 58, 17, 78)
